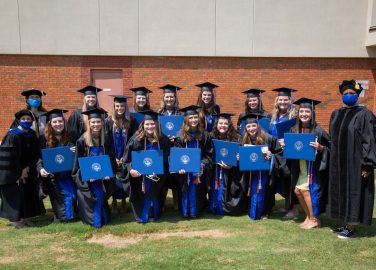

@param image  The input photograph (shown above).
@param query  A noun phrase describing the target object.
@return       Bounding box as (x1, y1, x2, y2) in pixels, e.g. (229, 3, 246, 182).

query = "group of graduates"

(0, 79, 375, 239)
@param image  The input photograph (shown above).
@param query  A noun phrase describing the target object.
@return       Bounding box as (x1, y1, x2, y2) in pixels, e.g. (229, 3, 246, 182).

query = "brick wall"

(1, 55, 375, 137)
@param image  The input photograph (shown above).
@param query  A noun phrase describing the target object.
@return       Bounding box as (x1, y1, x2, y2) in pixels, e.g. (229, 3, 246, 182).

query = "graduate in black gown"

(37, 109, 77, 222)
(0, 109, 45, 228)
(174, 105, 213, 218)
(196, 82, 221, 132)
(104, 95, 137, 213)
(129, 87, 152, 113)
(240, 113, 280, 220)
(209, 113, 246, 216)
(122, 111, 170, 223)
(237, 88, 271, 133)
(157, 84, 182, 210)
(267, 87, 298, 219)
(10, 89, 48, 138)
(281, 98, 330, 229)
(72, 108, 117, 228)
(326, 80, 376, 239)
(67, 85, 105, 143)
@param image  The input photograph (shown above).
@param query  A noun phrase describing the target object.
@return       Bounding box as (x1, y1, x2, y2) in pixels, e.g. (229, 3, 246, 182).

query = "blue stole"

(306, 160, 320, 217)
(205, 114, 217, 132)
(88, 146, 109, 228)
(209, 164, 224, 216)
(56, 171, 77, 221)
(140, 142, 160, 223)
(7, 127, 34, 138)
(181, 133, 199, 217)
(113, 127, 127, 199)
(248, 170, 268, 220)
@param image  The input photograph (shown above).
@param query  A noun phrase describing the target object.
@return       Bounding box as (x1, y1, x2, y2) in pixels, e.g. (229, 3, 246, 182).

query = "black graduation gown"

(67, 109, 85, 143)
(104, 116, 138, 197)
(202, 104, 220, 132)
(71, 135, 118, 227)
(241, 133, 280, 218)
(326, 105, 376, 225)
(0, 129, 45, 221)
(122, 134, 170, 222)
(37, 135, 77, 221)
(174, 131, 213, 217)
(209, 134, 247, 216)
(287, 125, 330, 216)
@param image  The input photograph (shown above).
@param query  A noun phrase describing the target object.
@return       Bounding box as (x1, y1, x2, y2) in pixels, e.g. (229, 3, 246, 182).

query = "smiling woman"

(122, 110, 171, 224)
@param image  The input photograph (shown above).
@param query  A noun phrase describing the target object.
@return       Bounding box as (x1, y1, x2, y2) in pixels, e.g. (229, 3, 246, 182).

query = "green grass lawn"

(0, 195, 375, 270)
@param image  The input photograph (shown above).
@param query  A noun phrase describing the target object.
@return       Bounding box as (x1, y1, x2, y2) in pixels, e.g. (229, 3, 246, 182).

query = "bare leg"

(294, 188, 309, 227)
(301, 190, 320, 229)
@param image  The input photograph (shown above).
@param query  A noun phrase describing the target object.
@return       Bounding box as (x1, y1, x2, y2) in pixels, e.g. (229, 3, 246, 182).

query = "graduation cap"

(179, 105, 201, 116)
(15, 109, 34, 120)
(242, 88, 265, 98)
(293, 98, 321, 110)
(272, 87, 297, 97)
(213, 113, 234, 120)
(109, 95, 129, 103)
(339, 80, 363, 95)
(239, 113, 264, 124)
(21, 89, 46, 98)
(138, 110, 160, 121)
(43, 109, 68, 122)
(130, 87, 152, 96)
(159, 84, 182, 94)
(81, 108, 107, 119)
(77, 85, 103, 96)
(196, 82, 219, 92)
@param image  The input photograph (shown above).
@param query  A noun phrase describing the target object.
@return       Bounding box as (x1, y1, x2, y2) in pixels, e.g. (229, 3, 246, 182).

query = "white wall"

(0, 0, 374, 57)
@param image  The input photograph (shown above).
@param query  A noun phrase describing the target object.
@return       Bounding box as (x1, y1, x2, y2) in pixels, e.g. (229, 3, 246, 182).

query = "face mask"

(27, 99, 41, 108)
(19, 121, 33, 130)
(342, 93, 358, 106)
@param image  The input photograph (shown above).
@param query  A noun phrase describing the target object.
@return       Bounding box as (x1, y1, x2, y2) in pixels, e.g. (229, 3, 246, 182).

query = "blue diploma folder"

(283, 133, 316, 161)
(131, 150, 164, 175)
(78, 155, 114, 182)
(239, 145, 270, 171)
(240, 118, 270, 135)
(212, 139, 239, 166)
(159, 115, 184, 137)
(131, 112, 145, 125)
(169, 148, 201, 173)
(275, 118, 297, 139)
(41, 146, 74, 173)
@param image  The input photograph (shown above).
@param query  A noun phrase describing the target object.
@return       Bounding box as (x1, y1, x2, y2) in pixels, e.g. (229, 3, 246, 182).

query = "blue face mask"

(342, 93, 358, 106)
(27, 99, 41, 108)
(19, 121, 33, 130)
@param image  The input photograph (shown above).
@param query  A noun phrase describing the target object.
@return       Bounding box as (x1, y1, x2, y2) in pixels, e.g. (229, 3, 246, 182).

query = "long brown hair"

(242, 124, 266, 145)
(211, 119, 238, 142)
(135, 120, 161, 143)
(291, 108, 317, 134)
(111, 102, 130, 131)
(244, 96, 265, 114)
(180, 116, 205, 143)
(196, 91, 217, 121)
(44, 121, 71, 148)
(270, 96, 296, 124)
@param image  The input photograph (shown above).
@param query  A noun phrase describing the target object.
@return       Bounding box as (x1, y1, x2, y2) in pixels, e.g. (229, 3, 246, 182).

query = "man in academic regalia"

(327, 80, 376, 239)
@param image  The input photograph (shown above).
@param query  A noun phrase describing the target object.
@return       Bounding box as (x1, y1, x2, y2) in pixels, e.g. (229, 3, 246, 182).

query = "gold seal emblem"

(355, 83, 360, 90)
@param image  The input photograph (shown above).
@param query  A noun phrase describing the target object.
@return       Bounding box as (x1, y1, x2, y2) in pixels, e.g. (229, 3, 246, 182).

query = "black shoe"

(337, 228, 355, 239)
(331, 226, 345, 234)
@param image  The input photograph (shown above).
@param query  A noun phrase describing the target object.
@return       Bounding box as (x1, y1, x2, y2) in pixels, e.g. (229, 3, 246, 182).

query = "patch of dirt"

(87, 229, 234, 248)
(0, 256, 20, 264)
